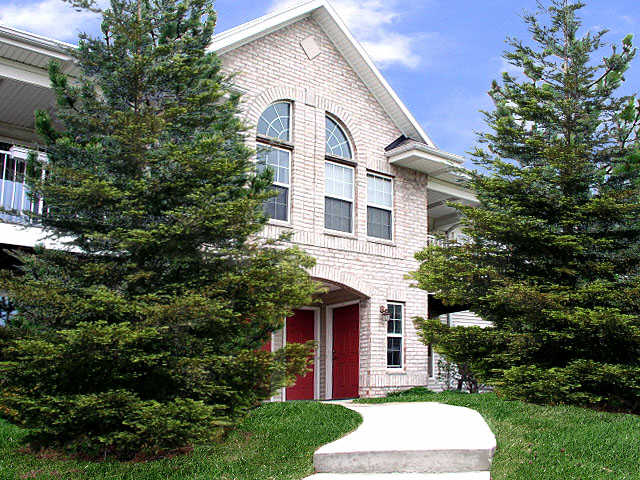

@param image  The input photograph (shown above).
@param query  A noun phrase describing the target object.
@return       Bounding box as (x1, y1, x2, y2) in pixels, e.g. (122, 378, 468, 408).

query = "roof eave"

(0, 24, 75, 58)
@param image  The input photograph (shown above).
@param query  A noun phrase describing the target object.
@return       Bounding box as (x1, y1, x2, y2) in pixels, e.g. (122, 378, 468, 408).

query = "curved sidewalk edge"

(305, 473, 490, 479)
(310, 401, 496, 476)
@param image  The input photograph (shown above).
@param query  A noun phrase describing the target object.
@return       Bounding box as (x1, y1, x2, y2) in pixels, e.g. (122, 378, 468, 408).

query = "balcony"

(0, 146, 46, 224)
(426, 233, 448, 248)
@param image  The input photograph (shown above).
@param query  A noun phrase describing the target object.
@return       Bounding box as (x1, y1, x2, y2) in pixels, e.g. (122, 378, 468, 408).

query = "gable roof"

(208, 0, 437, 147)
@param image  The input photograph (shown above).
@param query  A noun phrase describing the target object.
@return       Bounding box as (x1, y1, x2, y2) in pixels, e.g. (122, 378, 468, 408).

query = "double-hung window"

(367, 173, 393, 240)
(256, 102, 292, 222)
(325, 116, 354, 233)
(325, 161, 354, 233)
(387, 302, 403, 368)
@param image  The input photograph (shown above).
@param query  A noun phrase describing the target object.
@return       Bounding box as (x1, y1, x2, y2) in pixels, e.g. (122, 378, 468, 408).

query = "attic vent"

(300, 36, 321, 60)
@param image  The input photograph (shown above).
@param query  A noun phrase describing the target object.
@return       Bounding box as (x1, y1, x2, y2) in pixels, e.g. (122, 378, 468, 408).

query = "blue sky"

(1, 0, 638, 164)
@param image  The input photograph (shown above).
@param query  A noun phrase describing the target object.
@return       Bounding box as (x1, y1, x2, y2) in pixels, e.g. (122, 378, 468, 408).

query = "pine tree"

(0, 0, 317, 457)
(413, 0, 640, 412)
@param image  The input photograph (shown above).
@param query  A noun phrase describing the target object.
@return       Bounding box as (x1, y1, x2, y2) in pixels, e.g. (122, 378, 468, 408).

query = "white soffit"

(0, 24, 77, 76)
(208, 0, 436, 147)
(428, 177, 477, 204)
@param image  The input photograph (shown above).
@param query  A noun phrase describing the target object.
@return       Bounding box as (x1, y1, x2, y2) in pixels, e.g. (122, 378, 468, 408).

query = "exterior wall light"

(380, 305, 390, 323)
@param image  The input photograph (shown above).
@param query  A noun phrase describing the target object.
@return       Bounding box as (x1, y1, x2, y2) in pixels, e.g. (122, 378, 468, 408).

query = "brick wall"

(219, 17, 434, 397)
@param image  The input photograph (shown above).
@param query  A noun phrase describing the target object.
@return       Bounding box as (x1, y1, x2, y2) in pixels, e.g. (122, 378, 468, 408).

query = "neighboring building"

(0, 0, 488, 399)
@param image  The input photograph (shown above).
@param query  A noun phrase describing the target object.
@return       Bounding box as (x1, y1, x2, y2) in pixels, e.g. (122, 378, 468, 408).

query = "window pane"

(325, 197, 352, 232)
(257, 147, 290, 185)
(368, 206, 392, 240)
(387, 337, 402, 367)
(264, 185, 288, 221)
(325, 117, 352, 159)
(257, 102, 290, 141)
(325, 162, 353, 200)
(368, 174, 392, 207)
(387, 319, 402, 335)
(389, 303, 403, 320)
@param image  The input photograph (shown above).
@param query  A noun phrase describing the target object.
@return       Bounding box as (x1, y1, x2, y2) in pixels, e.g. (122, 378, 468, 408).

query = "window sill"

(267, 219, 293, 228)
(367, 237, 395, 247)
(323, 229, 357, 240)
(386, 368, 406, 374)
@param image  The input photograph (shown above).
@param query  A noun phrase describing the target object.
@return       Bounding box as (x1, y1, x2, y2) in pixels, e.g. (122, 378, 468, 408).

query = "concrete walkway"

(305, 401, 496, 480)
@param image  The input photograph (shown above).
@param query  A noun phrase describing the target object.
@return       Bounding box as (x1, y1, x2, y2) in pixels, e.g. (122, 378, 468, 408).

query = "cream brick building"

(0, 0, 486, 399)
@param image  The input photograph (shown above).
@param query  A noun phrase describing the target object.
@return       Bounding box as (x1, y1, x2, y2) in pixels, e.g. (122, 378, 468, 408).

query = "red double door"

(285, 304, 360, 400)
(332, 304, 360, 399)
(286, 309, 316, 400)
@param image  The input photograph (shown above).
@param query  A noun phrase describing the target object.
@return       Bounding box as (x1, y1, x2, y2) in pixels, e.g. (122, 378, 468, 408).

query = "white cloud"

(420, 89, 492, 162)
(268, 0, 431, 69)
(0, 0, 101, 42)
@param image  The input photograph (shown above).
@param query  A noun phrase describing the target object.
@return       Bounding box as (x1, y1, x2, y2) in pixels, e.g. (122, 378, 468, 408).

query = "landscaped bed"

(0, 401, 361, 480)
(358, 388, 640, 480)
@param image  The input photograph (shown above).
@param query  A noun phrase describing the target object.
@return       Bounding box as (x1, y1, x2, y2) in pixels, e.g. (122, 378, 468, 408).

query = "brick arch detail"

(244, 85, 304, 139)
(245, 87, 363, 161)
(310, 264, 372, 299)
(316, 96, 363, 159)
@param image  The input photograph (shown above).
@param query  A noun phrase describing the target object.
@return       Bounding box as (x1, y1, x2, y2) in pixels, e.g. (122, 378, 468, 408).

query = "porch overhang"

(386, 138, 465, 184)
(0, 25, 77, 145)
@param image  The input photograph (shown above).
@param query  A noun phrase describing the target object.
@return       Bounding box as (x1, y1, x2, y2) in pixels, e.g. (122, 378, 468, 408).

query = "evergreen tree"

(0, 0, 317, 457)
(413, 0, 640, 412)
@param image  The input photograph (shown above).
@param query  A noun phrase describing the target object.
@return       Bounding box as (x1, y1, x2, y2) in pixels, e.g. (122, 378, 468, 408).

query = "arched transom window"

(258, 102, 291, 142)
(256, 102, 292, 222)
(325, 116, 352, 159)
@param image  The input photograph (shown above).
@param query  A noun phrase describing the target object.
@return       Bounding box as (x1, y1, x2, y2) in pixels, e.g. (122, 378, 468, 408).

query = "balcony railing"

(426, 233, 448, 247)
(1, 147, 45, 224)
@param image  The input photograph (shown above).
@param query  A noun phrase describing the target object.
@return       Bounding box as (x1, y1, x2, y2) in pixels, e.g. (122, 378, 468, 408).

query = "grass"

(0, 401, 361, 480)
(357, 388, 640, 480)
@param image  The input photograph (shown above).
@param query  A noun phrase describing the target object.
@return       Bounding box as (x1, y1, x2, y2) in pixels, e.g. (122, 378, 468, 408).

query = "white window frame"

(366, 172, 393, 241)
(256, 144, 292, 225)
(257, 101, 292, 143)
(325, 115, 353, 161)
(386, 302, 404, 369)
(324, 160, 355, 234)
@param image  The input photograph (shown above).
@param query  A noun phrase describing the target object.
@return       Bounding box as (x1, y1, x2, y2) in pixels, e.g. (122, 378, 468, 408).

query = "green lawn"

(358, 388, 640, 480)
(0, 402, 361, 480)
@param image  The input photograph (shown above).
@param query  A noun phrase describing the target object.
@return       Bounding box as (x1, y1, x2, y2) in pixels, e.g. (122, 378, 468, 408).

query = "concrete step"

(305, 473, 490, 479)
(313, 402, 496, 474)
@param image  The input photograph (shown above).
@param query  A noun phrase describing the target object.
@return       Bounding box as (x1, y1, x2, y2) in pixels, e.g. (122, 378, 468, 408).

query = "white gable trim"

(209, 0, 436, 148)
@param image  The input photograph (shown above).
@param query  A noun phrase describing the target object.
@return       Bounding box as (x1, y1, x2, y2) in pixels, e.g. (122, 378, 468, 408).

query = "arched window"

(256, 102, 292, 222)
(257, 102, 291, 142)
(325, 116, 352, 159)
(324, 116, 354, 233)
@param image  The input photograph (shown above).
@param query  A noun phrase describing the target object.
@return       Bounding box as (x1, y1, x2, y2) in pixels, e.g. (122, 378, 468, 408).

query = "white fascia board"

(0, 24, 75, 59)
(388, 148, 459, 172)
(0, 57, 52, 88)
(428, 177, 478, 204)
(208, 0, 322, 54)
(386, 141, 464, 164)
(313, 2, 435, 146)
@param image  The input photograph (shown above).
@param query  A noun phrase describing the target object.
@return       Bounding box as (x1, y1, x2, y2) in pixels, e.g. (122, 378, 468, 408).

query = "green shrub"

(0, 0, 318, 458)
(411, 1, 640, 413)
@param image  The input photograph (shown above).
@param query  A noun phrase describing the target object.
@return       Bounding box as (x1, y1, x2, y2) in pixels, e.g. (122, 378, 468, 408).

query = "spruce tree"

(0, 0, 317, 457)
(413, 0, 640, 412)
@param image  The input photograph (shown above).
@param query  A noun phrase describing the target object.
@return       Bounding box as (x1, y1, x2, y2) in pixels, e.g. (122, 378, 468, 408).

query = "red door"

(286, 309, 315, 400)
(332, 304, 360, 399)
